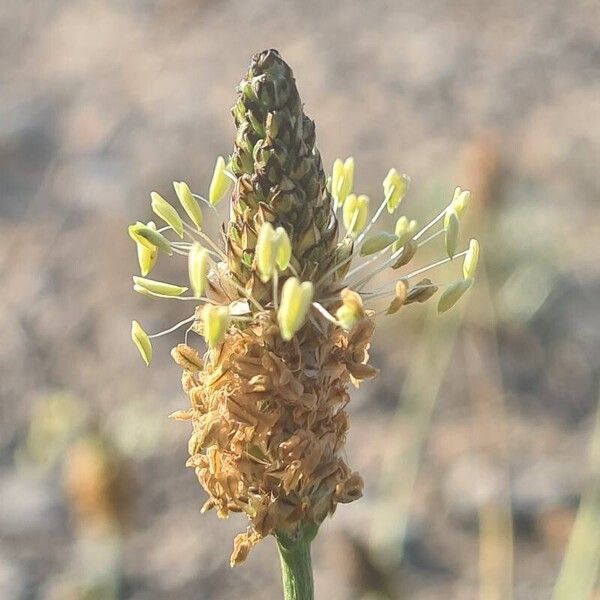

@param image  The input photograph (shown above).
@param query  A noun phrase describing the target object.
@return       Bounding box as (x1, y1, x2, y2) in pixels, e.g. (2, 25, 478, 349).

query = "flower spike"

(128, 49, 480, 570)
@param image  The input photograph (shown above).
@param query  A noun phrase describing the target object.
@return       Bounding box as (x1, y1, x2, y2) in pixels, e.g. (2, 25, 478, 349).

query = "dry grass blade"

(464, 267, 514, 600)
(370, 302, 464, 563)
(552, 390, 600, 600)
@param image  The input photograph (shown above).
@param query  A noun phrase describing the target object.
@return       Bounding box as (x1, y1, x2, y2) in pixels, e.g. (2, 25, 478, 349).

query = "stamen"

(344, 246, 390, 280)
(405, 250, 469, 280)
(351, 242, 468, 292)
(355, 196, 388, 245)
(348, 221, 424, 287)
(171, 241, 222, 262)
(134, 285, 212, 302)
(149, 314, 197, 339)
(413, 207, 447, 241)
(308, 313, 326, 335)
(220, 274, 263, 312)
(365, 281, 447, 302)
(316, 254, 353, 287)
(346, 209, 360, 239)
(417, 229, 444, 247)
(181, 222, 229, 263)
(192, 192, 218, 211)
(311, 301, 340, 326)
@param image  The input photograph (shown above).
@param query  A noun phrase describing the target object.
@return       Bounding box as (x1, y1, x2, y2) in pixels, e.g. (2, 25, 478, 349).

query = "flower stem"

(276, 527, 317, 600)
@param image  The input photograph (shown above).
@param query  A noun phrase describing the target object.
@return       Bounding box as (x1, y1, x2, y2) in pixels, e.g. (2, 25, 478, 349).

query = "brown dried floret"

(172, 309, 375, 564)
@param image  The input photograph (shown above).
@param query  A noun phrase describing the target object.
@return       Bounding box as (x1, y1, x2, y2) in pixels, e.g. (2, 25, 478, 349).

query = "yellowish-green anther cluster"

(127, 161, 480, 365)
(126, 51, 479, 368)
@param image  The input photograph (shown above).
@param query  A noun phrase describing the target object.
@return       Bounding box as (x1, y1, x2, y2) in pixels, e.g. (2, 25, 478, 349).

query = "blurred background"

(1, 1, 599, 598)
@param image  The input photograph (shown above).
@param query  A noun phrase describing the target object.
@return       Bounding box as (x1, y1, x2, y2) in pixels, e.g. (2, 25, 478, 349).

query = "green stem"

(276, 527, 317, 600)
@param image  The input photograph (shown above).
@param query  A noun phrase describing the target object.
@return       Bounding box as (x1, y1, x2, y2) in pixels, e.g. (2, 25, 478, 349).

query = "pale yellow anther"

(444, 187, 471, 228)
(128, 221, 153, 250)
(136, 221, 158, 276)
(151, 192, 184, 238)
(359, 232, 398, 256)
(129, 222, 173, 255)
(437, 278, 473, 314)
(444, 207, 460, 258)
(256, 222, 276, 283)
(277, 278, 314, 341)
(341, 157, 354, 202)
(273, 226, 292, 271)
(331, 157, 354, 207)
(188, 243, 210, 298)
(383, 169, 410, 213)
(174, 181, 203, 230)
(132, 285, 154, 297)
(335, 288, 364, 330)
(331, 159, 343, 199)
(453, 188, 471, 217)
(132, 276, 188, 297)
(387, 280, 408, 314)
(202, 304, 230, 347)
(463, 239, 480, 279)
(209, 156, 231, 206)
(131, 320, 152, 366)
(393, 216, 418, 251)
(342, 194, 369, 236)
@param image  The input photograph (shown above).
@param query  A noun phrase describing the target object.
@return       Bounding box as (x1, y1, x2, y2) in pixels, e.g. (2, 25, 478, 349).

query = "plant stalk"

(276, 528, 316, 600)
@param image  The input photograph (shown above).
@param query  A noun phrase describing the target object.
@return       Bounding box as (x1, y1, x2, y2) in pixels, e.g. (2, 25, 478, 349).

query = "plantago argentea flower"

(129, 49, 479, 598)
